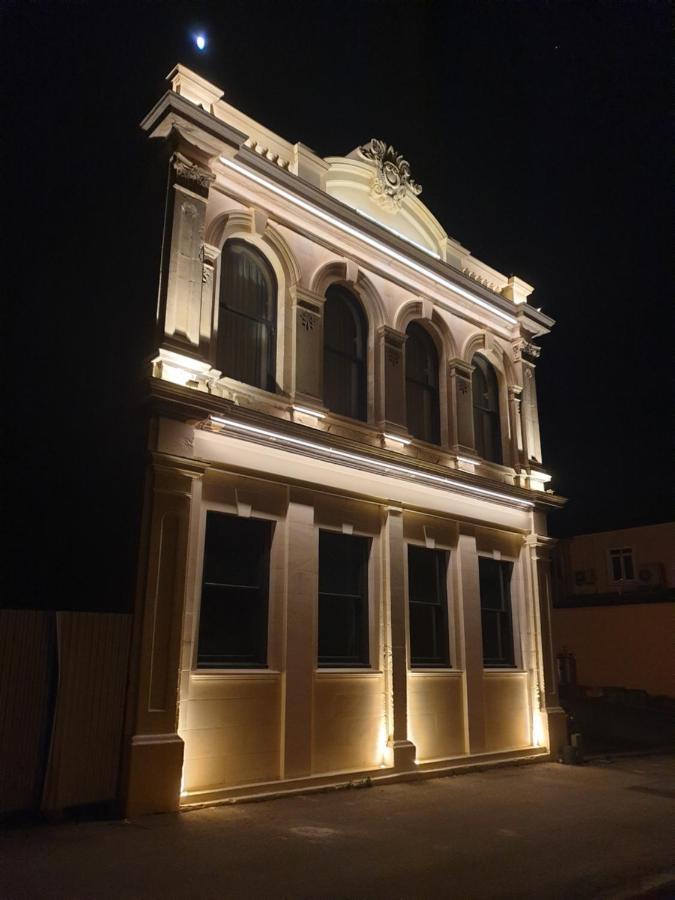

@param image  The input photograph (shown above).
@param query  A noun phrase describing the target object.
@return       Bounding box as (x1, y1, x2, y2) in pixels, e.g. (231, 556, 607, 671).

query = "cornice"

(144, 377, 566, 511)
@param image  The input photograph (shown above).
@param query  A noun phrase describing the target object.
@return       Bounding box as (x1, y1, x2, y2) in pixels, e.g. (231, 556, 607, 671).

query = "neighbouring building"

(122, 64, 567, 815)
(553, 522, 675, 699)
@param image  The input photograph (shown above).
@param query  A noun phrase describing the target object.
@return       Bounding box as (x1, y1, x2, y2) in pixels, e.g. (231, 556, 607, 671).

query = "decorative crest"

(358, 139, 422, 211)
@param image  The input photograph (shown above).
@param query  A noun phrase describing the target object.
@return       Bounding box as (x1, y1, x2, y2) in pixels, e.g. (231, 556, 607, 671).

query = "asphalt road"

(1, 755, 673, 899)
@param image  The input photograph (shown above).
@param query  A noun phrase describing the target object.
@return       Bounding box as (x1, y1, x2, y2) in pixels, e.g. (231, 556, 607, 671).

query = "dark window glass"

(479, 558, 515, 667)
(610, 548, 634, 581)
(216, 240, 277, 392)
(610, 554, 622, 581)
(323, 285, 367, 421)
(197, 512, 272, 668)
(471, 354, 503, 464)
(318, 531, 370, 666)
(408, 545, 450, 667)
(405, 322, 440, 444)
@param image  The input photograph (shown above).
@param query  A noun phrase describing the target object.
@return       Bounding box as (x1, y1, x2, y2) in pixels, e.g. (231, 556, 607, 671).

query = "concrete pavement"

(1, 755, 673, 899)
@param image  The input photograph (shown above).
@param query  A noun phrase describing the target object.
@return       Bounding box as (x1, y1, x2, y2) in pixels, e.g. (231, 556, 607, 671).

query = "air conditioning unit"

(638, 563, 663, 586)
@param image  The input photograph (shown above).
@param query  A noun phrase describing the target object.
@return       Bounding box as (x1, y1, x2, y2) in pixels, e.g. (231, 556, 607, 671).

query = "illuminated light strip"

(355, 208, 441, 259)
(219, 157, 518, 325)
(458, 456, 479, 466)
(383, 432, 412, 446)
(208, 415, 534, 508)
(293, 404, 326, 419)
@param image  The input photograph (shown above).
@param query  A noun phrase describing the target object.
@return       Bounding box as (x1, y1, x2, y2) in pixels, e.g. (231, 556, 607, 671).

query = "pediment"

(323, 141, 448, 258)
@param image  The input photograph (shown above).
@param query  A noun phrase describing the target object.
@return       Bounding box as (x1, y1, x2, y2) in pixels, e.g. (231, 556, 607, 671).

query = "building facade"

(122, 65, 567, 815)
(553, 522, 675, 699)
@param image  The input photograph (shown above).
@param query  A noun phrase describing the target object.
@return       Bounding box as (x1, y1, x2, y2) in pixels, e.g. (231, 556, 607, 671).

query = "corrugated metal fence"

(0, 610, 131, 816)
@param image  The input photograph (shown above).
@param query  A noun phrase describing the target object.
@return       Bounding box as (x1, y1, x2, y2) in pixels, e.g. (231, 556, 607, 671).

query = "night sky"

(6, 1, 672, 611)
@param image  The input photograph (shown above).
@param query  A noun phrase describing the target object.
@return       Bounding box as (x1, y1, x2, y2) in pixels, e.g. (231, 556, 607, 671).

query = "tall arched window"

(216, 240, 277, 392)
(323, 285, 368, 421)
(471, 354, 503, 464)
(405, 322, 440, 444)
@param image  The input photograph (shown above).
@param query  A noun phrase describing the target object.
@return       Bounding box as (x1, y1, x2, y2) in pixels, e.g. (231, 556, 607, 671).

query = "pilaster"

(448, 358, 475, 454)
(122, 461, 204, 816)
(157, 147, 215, 360)
(281, 501, 317, 778)
(456, 532, 486, 753)
(376, 327, 407, 434)
(383, 506, 416, 769)
(293, 288, 326, 406)
(508, 384, 525, 473)
(525, 534, 567, 759)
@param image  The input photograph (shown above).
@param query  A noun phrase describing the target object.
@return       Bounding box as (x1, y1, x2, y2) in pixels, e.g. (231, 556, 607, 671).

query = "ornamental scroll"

(358, 139, 422, 212)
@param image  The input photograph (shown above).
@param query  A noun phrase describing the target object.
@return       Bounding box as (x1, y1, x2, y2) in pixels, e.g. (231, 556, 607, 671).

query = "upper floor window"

(323, 285, 367, 422)
(216, 240, 277, 392)
(609, 548, 634, 582)
(405, 322, 440, 444)
(471, 354, 503, 464)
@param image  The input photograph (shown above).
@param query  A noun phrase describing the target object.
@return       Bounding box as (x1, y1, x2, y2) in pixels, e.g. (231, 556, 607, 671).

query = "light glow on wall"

(355, 208, 441, 259)
(218, 157, 518, 325)
(383, 432, 412, 446)
(208, 415, 535, 509)
(293, 405, 326, 420)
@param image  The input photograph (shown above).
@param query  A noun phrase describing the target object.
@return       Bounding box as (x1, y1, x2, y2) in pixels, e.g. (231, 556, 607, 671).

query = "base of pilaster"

(544, 706, 568, 761)
(387, 738, 417, 771)
(123, 733, 184, 817)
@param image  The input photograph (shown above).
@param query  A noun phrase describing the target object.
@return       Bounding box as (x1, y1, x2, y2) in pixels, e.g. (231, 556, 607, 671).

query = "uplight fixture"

(383, 432, 412, 446)
(293, 405, 326, 419)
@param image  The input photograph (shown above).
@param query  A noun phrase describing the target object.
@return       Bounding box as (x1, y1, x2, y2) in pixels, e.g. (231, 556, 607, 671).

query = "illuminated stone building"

(123, 64, 567, 815)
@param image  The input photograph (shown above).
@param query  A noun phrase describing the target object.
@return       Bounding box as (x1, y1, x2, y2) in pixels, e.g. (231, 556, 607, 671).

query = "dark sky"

(5, 1, 672, 610)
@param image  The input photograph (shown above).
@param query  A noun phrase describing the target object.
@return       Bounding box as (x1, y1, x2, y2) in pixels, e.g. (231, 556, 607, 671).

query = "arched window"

(405, 322, 440, 444)
(323, 285, 368, 421)
(471, 354, 503, 464)
(216, 240, 277, 392)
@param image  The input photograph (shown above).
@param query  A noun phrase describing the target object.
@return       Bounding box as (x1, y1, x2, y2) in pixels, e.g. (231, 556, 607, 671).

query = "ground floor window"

(407, 545, 450, 667)
(196, 511, 272, 668)
(608, 547, 634, 582)
(318, 531, 370, 667)
(479, 557, 515, 667)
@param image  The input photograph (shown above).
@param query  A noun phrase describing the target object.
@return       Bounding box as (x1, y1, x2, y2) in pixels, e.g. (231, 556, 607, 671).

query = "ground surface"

(1, 755, 673, 899)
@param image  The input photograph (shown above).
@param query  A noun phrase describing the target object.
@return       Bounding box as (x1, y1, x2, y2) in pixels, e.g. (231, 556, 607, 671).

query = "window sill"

(315, 668, 383, 676)
(483, 668, 527, 675)
(409, 668, 463, 675)
(191, 669, 281, 678)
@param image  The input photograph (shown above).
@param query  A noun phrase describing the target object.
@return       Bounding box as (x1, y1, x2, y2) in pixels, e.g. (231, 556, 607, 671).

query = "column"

(521, 364, 543, 464)
(456, 532, 486, 753)
(122, 460, 204, 816)
(525, 535, 567, 758)
(376, 327, 407, 434)
(281, 501, 317, 779)
(383, 506, 416, 769)
(447, 358, 475, 454)
(158, 147, 215, 358)
(292, 288, 326, 407)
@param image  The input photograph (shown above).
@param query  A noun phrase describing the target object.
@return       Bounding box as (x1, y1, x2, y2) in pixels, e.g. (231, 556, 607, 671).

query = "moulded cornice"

(145, 377, 566, 511)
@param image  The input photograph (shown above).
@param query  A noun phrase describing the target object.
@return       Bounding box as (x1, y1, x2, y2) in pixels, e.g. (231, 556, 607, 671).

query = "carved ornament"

(513, 338, 541, 363)
(171, 152, 216, 190)
(358, 139, 422, 211)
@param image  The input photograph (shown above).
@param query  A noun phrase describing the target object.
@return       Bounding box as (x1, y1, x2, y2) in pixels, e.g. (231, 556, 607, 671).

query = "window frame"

(471, 353, 503, 465)
(478, 555, 516, 668)
(192, 508, 277, 673)
(215, 238, 279, 394)
(406, 543, 451, 669)
(317, 529, 372, 669)
(405, 321, 441, 446)
(322, 284, 368, 423)
(608, 547, 636, 583)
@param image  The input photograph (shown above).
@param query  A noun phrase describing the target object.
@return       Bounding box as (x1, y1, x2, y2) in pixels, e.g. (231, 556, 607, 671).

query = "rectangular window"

(479, 557, 515, 667)
(609, 548, 634, 582)
(408, 545, 450, 667)
(197, 511, 271, 668)
(318, 531, 370, 667)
